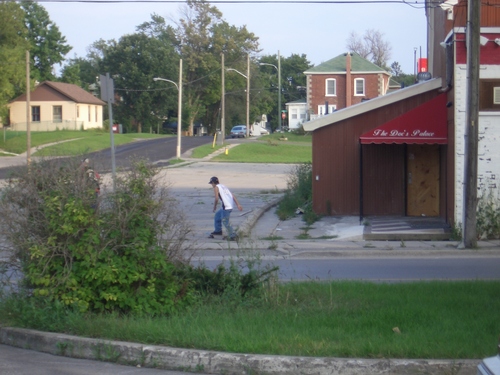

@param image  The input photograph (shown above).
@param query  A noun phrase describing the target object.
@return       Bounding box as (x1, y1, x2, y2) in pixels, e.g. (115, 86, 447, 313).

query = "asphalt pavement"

(0, 139, 498, 375)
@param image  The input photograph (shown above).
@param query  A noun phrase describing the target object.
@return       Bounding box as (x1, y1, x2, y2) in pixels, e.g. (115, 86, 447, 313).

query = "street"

(196, 256, 500, 281)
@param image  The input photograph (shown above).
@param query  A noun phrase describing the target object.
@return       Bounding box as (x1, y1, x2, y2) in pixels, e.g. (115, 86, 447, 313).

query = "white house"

(8, 81, 105, 131)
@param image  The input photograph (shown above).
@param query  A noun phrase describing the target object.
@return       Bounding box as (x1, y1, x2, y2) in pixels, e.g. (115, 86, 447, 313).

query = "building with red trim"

(303, 0, 500, 229)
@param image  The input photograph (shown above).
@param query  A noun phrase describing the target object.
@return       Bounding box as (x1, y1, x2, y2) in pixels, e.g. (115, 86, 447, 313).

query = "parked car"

(230, 125, 251, 138)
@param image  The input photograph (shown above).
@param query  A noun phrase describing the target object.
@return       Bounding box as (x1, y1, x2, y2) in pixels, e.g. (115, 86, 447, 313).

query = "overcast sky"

(44, 0, 428, 75)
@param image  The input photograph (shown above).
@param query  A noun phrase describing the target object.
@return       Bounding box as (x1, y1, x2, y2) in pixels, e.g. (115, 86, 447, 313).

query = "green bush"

(276, 163, 319, 224)
(0, 157, 193, 315)
(476, 187, 500, 239)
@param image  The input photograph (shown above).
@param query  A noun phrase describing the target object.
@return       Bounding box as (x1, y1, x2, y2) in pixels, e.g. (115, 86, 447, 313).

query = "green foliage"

(179, 261, 278, 303)
(476, 187, 500, 239)
(276, 163, 319, 224)
(0, 157, 194, 314)
(0, 1, 29, 119)
(21, 1, 72, 82)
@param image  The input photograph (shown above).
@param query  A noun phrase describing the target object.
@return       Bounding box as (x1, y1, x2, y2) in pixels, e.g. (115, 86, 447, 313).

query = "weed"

(400, 239, 406, 248)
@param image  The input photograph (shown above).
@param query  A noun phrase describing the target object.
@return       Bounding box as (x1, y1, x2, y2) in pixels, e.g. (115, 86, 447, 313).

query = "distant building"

(304, 53, 391, 121)
(285, 99, 307, 130)
(8, 81, 105, 131)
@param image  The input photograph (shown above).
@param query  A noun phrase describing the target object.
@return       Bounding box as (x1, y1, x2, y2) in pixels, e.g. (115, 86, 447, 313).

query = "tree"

(170, 0, 260, 135)
(257, 53, 312, 130)
(21, 1, 71, 81)
(0, 1, 29, 120)
(346, 29, 391, 69)
(99, 33, 179, 133)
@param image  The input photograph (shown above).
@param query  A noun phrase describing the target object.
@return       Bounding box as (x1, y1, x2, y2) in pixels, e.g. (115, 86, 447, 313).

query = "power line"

(8, 0, 428, 4)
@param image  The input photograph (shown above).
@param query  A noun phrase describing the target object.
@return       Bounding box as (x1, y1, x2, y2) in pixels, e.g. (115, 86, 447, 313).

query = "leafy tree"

(346, 29, 392, 69)
(60, 63, 81, 86)
(171, 0, 260, 135)
(21, 1, 71, 81)
(99, 32, 179, 133)
(258, 53, 311, 130)
(0, 1, 29, 120)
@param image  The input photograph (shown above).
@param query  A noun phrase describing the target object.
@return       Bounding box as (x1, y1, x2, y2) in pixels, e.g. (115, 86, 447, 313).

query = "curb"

(0, 327, 480, 375)
(237, 196, 282, 238)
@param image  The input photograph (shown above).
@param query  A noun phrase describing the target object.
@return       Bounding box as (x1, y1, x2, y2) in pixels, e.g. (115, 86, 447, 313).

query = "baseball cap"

(208, 176, 219, 184)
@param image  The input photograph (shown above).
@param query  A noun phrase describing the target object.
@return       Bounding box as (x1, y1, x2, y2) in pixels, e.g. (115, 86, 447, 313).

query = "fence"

(9, 121, 86, 132)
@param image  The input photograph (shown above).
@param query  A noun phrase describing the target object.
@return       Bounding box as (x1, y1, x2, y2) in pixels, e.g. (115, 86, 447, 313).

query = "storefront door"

(407, 144, 440, 216)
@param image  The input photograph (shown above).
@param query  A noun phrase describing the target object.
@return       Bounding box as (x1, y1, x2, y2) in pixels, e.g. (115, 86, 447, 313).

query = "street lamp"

(226, 58, 250, 138)
(259, 50, 281, 131)
(153, 59, 183, 159)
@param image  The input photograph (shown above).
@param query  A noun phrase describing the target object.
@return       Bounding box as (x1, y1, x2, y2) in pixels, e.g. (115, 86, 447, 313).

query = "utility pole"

(26, 51, 31, 165)
(462, 0, 480, 248)
(246, 54, 250, 138)
(278, 50, 281, 131)
(220, 53, 225, 145)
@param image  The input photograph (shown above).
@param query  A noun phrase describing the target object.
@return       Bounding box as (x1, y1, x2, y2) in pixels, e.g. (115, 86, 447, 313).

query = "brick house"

(304, 52, 391, 120)
(302, 0, 500, 231)
(8, 81, 105, 131)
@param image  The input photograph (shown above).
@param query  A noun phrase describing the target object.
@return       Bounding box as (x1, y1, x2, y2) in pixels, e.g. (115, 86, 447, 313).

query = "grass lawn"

(0, 130, 170, 155)
(2, 280, 499, 359)
(212, 142, 311, 163)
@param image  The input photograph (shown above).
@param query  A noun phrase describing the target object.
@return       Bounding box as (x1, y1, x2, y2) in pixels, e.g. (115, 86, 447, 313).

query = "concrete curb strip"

(0, 328, 479, 375)
(237, 196, 282, 238)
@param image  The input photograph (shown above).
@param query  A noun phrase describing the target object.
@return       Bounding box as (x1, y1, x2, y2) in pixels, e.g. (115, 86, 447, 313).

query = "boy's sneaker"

(210, 231, 222, 235)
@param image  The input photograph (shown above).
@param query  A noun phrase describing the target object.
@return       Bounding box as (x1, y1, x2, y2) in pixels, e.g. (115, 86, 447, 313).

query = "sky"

(43, 0, 428, 75)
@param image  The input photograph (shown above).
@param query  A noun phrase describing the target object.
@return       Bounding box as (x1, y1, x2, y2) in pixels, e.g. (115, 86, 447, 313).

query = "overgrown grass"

(1, 281, 499, 359)
(212, 142, 311, 163)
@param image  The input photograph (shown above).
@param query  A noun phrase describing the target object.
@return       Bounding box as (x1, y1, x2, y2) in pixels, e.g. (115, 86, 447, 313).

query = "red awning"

(360, 94, 448, 145)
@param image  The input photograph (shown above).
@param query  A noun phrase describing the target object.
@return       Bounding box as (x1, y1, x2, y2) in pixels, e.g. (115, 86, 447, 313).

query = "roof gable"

(304, 53, 389, 75)
(10, 81, 105, 105)
(303, 78, 443, 132)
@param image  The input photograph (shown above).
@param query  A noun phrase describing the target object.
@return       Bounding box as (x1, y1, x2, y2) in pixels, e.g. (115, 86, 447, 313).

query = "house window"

(354, 78, 365, 96)
(479, 79, 500, 111)
(300, 113, 305, 119)
(77, 106, 80, 118)
(88, 105, 91, 122)
(318, 105, 336, 116)
(31, 106, 40, 122)
(291, 109, 298, 119)
(95, 106, 98, 122)
(325, 79, 336, 96)
(53, 106, 62, 123)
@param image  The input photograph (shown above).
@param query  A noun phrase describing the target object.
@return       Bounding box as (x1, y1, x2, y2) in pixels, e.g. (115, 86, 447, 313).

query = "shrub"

(276, 163, 319, 224)
(476, 186, 500, 239)
(0, 157, 193, 315)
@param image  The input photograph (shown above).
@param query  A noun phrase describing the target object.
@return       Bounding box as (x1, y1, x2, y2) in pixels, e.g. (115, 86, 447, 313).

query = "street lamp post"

(227, 61, 250, 138)
(153, 59, 183, 159)
(259, 50, 281, 131)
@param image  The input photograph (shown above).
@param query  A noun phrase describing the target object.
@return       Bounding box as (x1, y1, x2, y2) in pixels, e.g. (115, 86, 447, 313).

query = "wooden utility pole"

(26, 51, 31, 165)
(462, 0, 480, 248)
(246, 53, 250, 138)
(220, 53, 225, 145)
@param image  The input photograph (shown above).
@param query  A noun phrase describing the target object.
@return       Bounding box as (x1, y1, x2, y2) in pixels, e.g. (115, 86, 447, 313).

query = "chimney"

(346, 52, 352, 107)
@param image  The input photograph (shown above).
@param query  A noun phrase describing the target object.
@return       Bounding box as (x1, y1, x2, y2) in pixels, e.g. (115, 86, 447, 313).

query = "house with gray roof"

(8, 81, 105, 131)
(304, 52, 391, 120)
